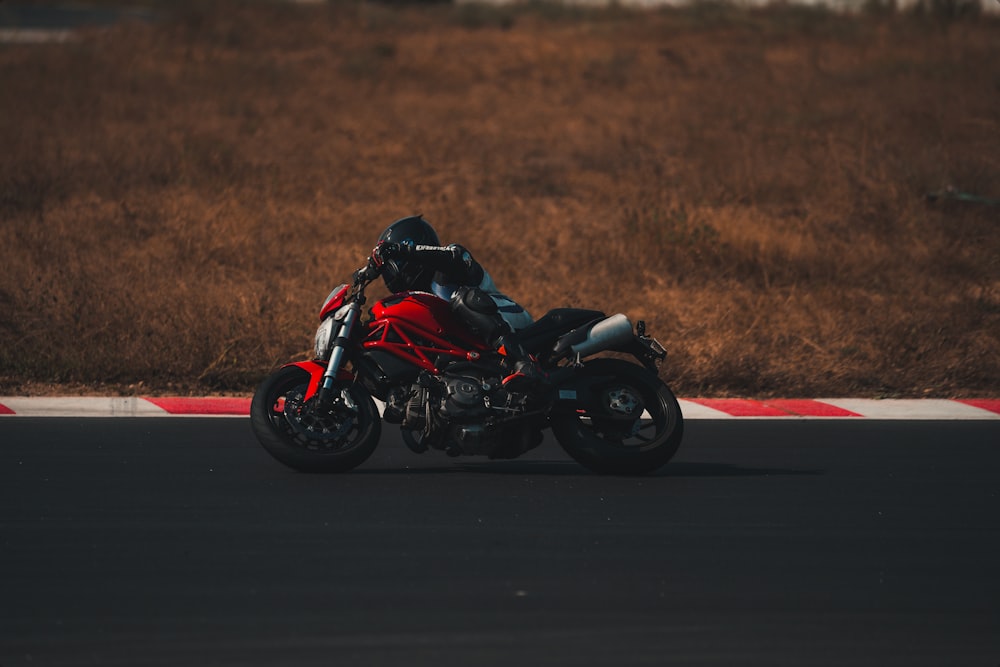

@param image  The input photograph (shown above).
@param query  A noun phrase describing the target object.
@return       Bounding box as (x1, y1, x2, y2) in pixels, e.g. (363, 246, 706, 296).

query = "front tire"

(250, 365, 381, 473)
(551, 359, 683, 475)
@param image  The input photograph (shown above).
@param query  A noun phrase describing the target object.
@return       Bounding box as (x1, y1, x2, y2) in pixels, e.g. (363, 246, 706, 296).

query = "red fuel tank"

(370, 292, 484, 348)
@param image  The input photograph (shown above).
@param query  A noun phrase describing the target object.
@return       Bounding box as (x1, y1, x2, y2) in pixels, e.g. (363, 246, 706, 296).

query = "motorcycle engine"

(439, 374, 491, 423)
(384, 367, 541, 459)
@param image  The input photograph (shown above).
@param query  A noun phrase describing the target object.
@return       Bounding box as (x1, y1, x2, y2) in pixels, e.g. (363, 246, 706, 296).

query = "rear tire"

(551, 359, 683, 475)
(250, 365, 381, 473)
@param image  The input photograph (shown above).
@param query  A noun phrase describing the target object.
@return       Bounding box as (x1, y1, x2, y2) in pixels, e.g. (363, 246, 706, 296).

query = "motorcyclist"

(368, 215, 546, 391)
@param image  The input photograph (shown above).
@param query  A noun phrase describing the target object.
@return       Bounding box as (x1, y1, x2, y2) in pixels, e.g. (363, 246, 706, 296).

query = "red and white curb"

(679, 398, 1000, 420)
(0, 397, 998, 419)
(0, 397, 252, 418)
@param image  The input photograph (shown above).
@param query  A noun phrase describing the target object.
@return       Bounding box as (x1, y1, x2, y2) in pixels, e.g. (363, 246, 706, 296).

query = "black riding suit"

(378, 241, 533, 346)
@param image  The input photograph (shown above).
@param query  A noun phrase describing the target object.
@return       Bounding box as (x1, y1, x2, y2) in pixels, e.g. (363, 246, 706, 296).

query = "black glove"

(353, 261, 378, 285)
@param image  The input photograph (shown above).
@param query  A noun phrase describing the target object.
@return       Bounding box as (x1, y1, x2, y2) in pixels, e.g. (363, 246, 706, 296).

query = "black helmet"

(377, 215, 440, 293)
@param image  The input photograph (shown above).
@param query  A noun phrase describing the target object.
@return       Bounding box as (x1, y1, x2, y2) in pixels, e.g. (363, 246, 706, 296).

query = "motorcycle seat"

(517, 308, 606, 355)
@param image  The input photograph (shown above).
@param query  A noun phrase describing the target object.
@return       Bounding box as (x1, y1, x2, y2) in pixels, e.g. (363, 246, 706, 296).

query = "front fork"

(316, 301, 362, 405)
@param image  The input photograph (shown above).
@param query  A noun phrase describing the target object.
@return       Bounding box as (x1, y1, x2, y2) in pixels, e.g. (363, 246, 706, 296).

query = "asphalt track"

(2, 418, 998, 666)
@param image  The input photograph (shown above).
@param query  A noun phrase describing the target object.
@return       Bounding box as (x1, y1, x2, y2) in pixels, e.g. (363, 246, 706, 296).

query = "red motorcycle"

(250, 261, 684, 475)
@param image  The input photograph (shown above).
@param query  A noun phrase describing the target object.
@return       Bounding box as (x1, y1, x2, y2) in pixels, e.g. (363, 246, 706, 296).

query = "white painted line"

(0, 397, 169, 417)
(0, 29, 75, 44)
(820, 399, 1000, 420)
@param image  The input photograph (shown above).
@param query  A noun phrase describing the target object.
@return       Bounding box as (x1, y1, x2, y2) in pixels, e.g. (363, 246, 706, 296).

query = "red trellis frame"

(363, 317, 482, 373)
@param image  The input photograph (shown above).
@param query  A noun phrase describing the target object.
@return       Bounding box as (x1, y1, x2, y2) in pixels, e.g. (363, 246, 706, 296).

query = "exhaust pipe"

(570, 313, 634, 357)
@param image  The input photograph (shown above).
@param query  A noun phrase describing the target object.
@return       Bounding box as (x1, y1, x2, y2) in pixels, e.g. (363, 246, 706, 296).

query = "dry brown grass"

(1, 1, 998, 398)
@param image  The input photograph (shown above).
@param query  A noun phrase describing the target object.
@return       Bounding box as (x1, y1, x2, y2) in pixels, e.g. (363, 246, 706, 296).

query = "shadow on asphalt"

(349, 460, 823, 477)
(664, 461, 823, 478)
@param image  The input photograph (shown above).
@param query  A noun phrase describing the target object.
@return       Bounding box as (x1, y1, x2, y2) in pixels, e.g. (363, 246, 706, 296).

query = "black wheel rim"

(576, 380, 670, 451)
(267, 382, 365, 453)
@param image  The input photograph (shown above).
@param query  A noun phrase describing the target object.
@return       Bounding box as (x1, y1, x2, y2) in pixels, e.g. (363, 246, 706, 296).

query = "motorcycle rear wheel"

(551, 358, 683, 475)
(250, 365, 381, 473)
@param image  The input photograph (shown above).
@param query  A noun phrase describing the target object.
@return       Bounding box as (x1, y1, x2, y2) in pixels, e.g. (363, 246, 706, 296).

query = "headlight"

(314, 318, 336, 360)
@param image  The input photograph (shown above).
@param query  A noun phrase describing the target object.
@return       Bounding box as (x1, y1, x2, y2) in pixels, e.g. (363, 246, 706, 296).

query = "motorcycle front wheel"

(250, 365, 381, 473)
(551, 358, 683, 475)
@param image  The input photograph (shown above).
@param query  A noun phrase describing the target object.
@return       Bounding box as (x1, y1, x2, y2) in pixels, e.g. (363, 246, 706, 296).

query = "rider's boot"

(496, 335, 549, 394)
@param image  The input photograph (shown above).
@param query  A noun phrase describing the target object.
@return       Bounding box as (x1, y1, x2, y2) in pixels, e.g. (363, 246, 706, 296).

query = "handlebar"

(352, 261, 380, 289)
